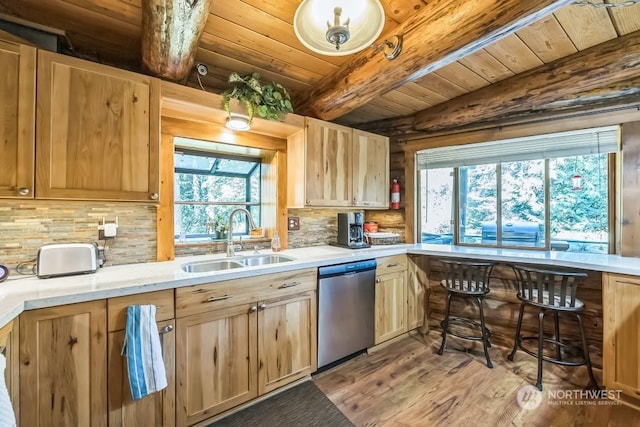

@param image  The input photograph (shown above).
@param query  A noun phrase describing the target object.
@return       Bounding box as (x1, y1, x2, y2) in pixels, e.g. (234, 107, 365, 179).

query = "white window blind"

(416, 126, 619, 170)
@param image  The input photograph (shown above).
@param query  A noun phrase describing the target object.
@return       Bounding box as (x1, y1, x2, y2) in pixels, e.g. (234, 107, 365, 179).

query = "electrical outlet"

(288, 216, 300, 230)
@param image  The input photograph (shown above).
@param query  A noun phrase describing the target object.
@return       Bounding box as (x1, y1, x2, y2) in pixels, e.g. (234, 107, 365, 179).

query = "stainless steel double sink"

(181, 254, 295, 273)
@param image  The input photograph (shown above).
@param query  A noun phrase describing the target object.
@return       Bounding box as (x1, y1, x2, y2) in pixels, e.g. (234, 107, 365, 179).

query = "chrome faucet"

(226, 208, 258, 257)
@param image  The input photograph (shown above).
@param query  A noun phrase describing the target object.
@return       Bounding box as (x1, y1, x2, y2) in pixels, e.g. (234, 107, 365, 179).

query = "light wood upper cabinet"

(107, 290, 175, 427)
(19, 300, 108, 427)
(288, 117, 389, 209)
(258, 291, 317, 394)
(35, 50, 160, 201)
(302, 117, 352, 207)
(603, 273, 640, 408)
(352, 129, 389, 208)
(0, 40, 35, 199)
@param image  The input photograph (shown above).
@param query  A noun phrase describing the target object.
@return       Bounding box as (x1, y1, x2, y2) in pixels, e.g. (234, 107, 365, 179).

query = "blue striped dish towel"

(121, 305, 168, 400)
(0, 354, 16, 427)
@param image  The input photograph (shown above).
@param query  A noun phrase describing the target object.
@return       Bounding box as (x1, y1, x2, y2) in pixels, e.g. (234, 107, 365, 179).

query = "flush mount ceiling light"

(225, 113, 251, 131)
(293, 0, 386, 56)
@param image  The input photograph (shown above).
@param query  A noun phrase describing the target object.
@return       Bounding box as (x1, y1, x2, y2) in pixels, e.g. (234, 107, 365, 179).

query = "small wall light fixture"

(225, 113, 251, 131)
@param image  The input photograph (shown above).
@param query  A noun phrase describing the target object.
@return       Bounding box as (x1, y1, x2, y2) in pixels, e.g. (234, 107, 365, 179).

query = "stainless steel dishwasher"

(317, 259, 377, 369)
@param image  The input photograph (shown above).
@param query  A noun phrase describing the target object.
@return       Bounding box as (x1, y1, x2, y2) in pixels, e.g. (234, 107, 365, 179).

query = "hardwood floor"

(314, 333, 638, 427)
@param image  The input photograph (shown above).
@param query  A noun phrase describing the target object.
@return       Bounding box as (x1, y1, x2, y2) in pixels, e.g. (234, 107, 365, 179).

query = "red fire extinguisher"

(391, 177, 400, 209)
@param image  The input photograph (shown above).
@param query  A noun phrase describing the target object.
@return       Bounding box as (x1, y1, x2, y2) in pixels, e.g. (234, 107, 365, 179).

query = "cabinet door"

(258, 291, 317, 394)
(375, 271, 407, 345)
(35, 50, 160, 201)
(108, 319, 175, 427)
(20, 300, 107, 427)
(407, 256, 428, 331)
(176, 305, 258, 427)
(1, 319, 19, 424)
(0, 40, 35, 199)
(304, 117, 352, 206)
(603, 273, 640, 402)
(352, 129, 389, 208)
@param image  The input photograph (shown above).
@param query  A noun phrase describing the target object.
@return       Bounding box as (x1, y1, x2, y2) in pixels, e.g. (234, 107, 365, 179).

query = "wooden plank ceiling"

(1, 0, 639, 134)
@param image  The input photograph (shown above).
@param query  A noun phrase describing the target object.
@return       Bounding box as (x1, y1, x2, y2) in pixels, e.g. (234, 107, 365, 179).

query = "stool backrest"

(440, 259, 495, 293)
(509, 264, 587, 308)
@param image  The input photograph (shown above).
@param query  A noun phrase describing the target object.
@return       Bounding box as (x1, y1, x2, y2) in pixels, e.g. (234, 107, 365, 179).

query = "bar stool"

(437, 259, 496, 368)
(507, 264, 599, 391)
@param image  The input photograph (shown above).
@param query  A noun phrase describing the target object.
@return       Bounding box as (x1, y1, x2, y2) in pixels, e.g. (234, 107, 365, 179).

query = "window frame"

(418, 152, 615, 253)
(173, 148, 262, 242)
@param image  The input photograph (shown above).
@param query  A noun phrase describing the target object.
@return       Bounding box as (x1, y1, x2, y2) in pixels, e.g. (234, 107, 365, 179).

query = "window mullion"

(544, 159, 551, 250)
(497, 163, 502, 247)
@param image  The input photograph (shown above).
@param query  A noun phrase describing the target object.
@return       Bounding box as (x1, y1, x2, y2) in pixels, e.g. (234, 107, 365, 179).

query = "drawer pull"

(376, 278, 381, 283)
(279, 281, 301, 289)
(207, 295, 232, 302)
(159, 325, 174, 334)
(387, 263, 400, 268)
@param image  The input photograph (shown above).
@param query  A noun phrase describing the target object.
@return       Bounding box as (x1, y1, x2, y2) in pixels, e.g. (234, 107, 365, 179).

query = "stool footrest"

(441, 317, 491, 342)
(517, 336, 589, 367)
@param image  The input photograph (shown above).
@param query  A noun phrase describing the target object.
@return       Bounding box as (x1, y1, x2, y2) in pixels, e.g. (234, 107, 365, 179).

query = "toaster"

(36, 243, 99, 279)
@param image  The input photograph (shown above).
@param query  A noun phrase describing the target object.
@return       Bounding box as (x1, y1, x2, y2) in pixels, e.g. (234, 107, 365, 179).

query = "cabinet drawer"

(376, 254, 407, 275)
(176, 268, 317, 318)
(107, 290, 175, 332)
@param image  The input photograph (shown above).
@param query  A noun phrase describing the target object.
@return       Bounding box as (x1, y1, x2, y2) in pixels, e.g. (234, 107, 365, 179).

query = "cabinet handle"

(159, 325, 174, 334)
(279, 281, 301, 289)
(206, 295, 232, 302)
(376, 278, 381, 283)
(18, 188, 30, 196)
(259, 303, 267, 310)
(249, 306, 258, 312)
(387, 263, 400, 268)
(150, 193, 159, 200)
(306, 200, 312, 205)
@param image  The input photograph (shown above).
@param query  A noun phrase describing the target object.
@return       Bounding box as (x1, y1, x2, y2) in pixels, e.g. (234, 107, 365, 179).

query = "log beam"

(360, 29, 640, 136)
(141, 0, 213, 81)
(297, 0, 574, 121)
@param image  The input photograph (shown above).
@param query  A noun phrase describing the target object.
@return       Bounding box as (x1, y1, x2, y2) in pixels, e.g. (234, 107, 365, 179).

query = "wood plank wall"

(422, 257, 603, 367)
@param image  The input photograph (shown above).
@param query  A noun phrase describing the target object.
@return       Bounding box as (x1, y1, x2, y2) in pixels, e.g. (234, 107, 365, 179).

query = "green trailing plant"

(222, 72, 293, 124)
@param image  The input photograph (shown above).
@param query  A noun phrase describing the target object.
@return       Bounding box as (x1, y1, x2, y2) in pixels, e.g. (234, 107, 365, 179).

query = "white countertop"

(1, 243, 639, 329)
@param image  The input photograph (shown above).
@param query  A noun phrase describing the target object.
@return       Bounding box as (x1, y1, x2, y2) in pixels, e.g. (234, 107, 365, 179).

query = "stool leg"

(437, 292, 453, 356)
(536, 309, 546, 391)
(576, 313, 600, 390)
(554, 311, 562, 361)
(476, 296, 493, 369)
(508, 303, 526, 362)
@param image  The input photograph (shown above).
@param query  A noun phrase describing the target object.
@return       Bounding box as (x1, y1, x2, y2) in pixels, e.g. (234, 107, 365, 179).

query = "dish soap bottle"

(271, 231, 281, 252)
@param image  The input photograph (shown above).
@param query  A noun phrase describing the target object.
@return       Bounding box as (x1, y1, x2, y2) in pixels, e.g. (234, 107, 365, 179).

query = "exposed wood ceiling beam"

(361, 29, 640, 136)
(141, 0, 213, 81)
(296, 0, 575, 121)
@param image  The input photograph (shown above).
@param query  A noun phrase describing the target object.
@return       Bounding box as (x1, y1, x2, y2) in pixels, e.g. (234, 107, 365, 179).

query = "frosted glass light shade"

(293, 0, 385, 56)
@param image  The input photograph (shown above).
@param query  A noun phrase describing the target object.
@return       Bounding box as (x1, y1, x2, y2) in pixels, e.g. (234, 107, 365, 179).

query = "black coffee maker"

(337, 212, 370, 248)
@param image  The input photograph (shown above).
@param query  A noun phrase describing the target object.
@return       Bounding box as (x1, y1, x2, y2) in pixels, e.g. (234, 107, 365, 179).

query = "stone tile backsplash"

(0, 201, 157, 268)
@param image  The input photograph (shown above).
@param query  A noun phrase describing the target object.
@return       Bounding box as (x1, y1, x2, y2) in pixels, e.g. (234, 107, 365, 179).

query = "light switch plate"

(288, 216, 300, 230)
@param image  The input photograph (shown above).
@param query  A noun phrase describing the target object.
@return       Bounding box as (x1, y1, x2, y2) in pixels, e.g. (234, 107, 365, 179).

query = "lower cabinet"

(19, 300, 108, 427)
(176, 304, 258, 426)
(106, 290, 176, 427)
(175, 269, 317, 427)
(375, 270, 407, 344)
(374, 255, 408, 345)
(603, 273, 640, 408)
(0, 319, 19, 424)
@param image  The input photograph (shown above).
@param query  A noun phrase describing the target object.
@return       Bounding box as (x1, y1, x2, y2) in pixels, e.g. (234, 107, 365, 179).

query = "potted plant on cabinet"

(222, 72, 294, 125)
